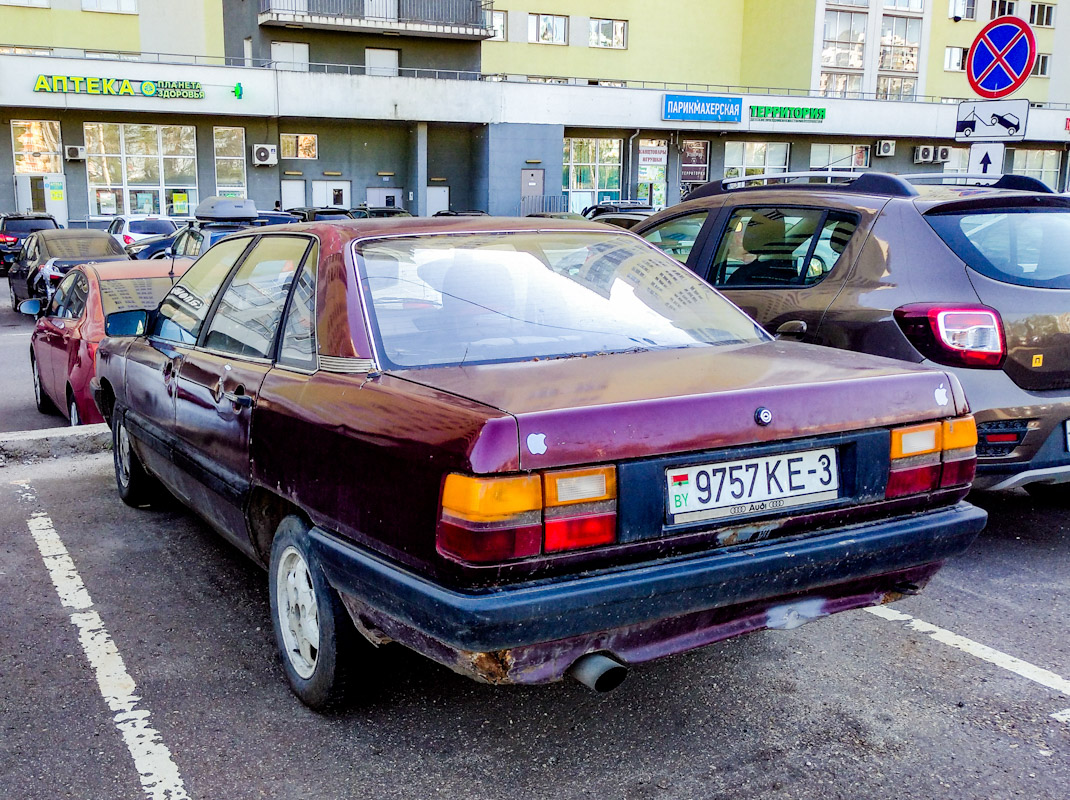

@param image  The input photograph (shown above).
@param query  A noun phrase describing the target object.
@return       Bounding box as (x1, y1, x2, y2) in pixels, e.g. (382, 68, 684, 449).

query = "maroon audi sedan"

(92, 218, 985, 708)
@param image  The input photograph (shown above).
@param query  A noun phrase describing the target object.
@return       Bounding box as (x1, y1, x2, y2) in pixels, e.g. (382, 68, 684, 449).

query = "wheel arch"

(97, 377, 116, 427)
(247, 487, 313, 566)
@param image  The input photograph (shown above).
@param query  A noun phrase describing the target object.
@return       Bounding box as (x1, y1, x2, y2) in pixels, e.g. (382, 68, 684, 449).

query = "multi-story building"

(1, 0, 1068, 225)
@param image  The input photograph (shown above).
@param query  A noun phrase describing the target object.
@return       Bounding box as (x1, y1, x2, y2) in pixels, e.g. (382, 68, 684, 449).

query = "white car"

(105, 215, 179, 246)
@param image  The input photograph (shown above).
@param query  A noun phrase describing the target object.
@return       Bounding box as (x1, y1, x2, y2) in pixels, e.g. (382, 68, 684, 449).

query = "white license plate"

(667, 447, 839, 524)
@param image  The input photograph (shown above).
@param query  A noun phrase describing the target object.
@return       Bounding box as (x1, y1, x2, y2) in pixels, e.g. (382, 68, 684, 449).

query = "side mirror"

(18, 298, 41, 316)
(105, 309, 149, 337)
(775, 320, 808, 340)
(163, 246, 174, 258)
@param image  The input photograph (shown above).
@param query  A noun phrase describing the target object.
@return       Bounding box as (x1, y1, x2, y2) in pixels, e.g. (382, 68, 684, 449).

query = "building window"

(992, 1, 1016, 16)
(877, 74, 918, 99)
(819, 71, 864, 97)
(945, 46, 969, 70)
(589, 19, 627, 49)
(214, 127, 246, 199)
(1030, 3, 1055, 25)
(884, 0, 923, 9)
(528, 76, 569, 84)
(84, 122, 198, 216)
(1011, 149, 1060, 188)
(280, 134, 318, 160)
(529, 13, 568, 45)
(563, 138, 621, 214)
(880, 15, 922, 71)
(823, 11, 868, 68)
(723, 141, 791, 182)
(810, 143, 871, 171)
(85, 51, 141, 61)
(828, 0, 869, 6)
(11, 120, 62, 174)
(949, 0, 976, 17)
(0, 45, 52, 54)
(82, 0, 136, 11)
(490, 10, 507, 41)
(0, 0, 50, 6)
(942, 146, 970, 175)
(1031, 53, 1050, 76)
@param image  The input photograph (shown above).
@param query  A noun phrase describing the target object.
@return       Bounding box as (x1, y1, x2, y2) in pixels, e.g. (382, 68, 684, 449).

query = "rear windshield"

(100, 277, 177, 316)
(927, 208, 1070, 288)
(357, 231, 767, 369)
(2, 218, 57, 233)
(129, 220, 177, 235)
(48, 234, 127, 259)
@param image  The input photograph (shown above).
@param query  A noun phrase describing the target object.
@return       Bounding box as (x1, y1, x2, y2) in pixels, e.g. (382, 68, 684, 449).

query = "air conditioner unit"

(252, 144, 278, 167)
(65, 145, 86, 161)
(876, 140, 896, 158)
(914, 145, 934, 164)
(933, 145, 953, 163)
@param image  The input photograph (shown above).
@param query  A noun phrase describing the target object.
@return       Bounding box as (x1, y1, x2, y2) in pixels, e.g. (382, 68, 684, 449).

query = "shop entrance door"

(280, 179, 305, 210)
(14, 174, 68, 226)
(312, 180, 351, 208)
(366, 187, 403, 208)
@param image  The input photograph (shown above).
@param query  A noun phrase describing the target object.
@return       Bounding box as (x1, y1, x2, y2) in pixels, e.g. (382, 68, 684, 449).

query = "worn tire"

(112, 408, 163, 507)
(9, 279, 19, 311)
(31, 353, 57, 415)
(1024, 483, 1070, 504)
(67, 390, 81, 427)
(269, 515, 355, 709)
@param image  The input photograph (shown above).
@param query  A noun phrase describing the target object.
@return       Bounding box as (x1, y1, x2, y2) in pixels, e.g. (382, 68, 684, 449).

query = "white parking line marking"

(14, 480, 189, 800)
(866, 605, 1070, 723)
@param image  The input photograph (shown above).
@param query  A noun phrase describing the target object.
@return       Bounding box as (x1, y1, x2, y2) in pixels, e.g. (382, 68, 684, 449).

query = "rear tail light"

(894, 304, 1005, 369)
(123, 234, 135, 245)
(0, 234, 17, 245)
(438, 466, 618, 564)
(887, 416, 977, 499)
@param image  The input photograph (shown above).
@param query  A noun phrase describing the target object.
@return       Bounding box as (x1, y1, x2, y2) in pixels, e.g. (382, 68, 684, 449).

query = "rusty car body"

(91, 217, 986, 707)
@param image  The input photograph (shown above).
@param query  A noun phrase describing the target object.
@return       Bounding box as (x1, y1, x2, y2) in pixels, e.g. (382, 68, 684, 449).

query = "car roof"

(1, 212, 56, 219)
(87, 260, 190, 281)
(235, 216, 617, 242)
(36, 228, 114, 240)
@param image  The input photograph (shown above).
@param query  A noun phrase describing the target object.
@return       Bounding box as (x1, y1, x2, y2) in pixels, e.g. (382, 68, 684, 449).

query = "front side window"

(154, 237, 253, 345)
(641, 212, 710, 263)
(589, 19, 627, 48)
(927, 207, 1070, 287)
(357, 232, 767, 369)
(48, 272, 77, 317)
(203, 236, 310, 359)
(279, 134, 318, 160)
(709, 208, 859, 288)
(529, 13, 568, 44)
(12, 120, 62, 174)
(62, 273, 91, 319)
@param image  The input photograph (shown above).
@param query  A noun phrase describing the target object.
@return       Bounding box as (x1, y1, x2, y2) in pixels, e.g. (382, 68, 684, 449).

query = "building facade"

(1, 0, 1068, 225)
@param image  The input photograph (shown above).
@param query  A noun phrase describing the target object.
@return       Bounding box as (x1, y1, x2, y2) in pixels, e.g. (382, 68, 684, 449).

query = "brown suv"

(634, 171, 1070, 498)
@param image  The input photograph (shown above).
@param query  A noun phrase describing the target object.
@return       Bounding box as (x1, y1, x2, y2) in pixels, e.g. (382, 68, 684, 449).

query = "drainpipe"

(626, 128, 640, 200)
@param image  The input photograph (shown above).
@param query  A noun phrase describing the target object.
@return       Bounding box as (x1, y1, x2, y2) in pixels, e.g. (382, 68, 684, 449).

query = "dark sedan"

(93, 218, 985, 708)
(0, 213, 59, 275)
(7, 228, 128, 309)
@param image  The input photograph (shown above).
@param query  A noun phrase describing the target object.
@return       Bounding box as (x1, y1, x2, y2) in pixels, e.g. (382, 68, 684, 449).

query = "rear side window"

(927, 208, 1070, 288)
(641, 212, 709, 263)
(129, 220, 178, 235)
(2, 218, 57, 233)
(708, 207, 858, 288)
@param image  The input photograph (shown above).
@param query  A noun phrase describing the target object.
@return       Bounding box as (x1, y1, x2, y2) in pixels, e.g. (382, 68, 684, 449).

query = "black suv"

(0, 213, 58, 276)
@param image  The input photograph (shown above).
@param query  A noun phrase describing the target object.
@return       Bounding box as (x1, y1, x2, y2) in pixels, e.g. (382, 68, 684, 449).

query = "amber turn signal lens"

(441, 473, 542, 523)
(942, 416, 977, 450)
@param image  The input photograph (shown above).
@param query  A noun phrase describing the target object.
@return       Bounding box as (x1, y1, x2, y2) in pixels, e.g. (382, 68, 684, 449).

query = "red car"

(23, 260, 190, 425)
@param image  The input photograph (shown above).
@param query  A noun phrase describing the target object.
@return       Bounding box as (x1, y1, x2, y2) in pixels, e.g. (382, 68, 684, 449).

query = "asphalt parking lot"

(1, 283, 1068, 800)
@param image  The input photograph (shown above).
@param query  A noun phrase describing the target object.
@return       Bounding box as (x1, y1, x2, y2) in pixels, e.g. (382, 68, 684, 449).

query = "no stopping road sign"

(967, 16, 1036, 99)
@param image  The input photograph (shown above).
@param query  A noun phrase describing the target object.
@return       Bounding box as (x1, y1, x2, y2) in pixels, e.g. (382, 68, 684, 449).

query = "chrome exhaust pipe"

(567, 653, 628, 693)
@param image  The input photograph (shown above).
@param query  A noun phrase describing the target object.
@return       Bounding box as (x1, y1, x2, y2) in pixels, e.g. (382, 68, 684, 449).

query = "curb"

(0, 424, 111, 463)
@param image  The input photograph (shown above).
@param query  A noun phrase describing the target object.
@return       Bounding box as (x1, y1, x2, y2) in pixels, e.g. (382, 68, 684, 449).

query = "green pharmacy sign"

(34, 75, 205, 99)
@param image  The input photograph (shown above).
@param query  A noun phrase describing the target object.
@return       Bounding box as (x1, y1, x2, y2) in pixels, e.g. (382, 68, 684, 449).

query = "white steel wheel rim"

(276, 546, 320, 680)
(32, 360, 41, 405)
(116, 422, 132, 488)
(68, 399, 79, 426)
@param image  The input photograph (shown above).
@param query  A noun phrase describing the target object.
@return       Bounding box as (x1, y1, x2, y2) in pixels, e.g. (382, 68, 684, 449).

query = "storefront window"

(1011, 149, 1061, 191)
(810, 143, 870, 171)
(724, 142, 790, 183)
(280, 133, 318, 159)
(84, 122, 199, 216)
(564, 137, 622, 213)
(214, 127, 247, 198)
(12, 120, 63, 174)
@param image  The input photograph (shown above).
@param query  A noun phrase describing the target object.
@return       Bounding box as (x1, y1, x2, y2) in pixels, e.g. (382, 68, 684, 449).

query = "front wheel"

(269, 516, 354, 709)
(68, 393, 80, 427)
(112, 409, 162, 506)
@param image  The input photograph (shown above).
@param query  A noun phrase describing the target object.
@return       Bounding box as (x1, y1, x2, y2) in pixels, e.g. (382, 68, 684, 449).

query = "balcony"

(258, 0, 495, 40)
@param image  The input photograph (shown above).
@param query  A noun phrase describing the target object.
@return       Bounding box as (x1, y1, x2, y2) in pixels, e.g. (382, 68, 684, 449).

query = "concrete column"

(411, 122, 428, 216)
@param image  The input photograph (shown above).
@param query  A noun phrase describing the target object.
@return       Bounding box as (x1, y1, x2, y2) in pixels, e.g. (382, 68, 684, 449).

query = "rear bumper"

(310, 501, 987, 683)
(974, 419, 1070, 490)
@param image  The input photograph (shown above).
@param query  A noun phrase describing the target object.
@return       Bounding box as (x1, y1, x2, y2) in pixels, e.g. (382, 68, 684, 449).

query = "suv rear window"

(129, 220, 177, 235)
(2, 218, 57, 233)
(927, 208, 1070, 289)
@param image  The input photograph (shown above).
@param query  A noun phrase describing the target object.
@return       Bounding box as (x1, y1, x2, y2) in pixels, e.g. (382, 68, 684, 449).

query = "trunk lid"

(393, 341, 965, 471)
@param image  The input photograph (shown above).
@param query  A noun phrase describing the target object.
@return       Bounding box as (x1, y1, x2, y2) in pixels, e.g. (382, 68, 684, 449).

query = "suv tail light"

(894, 304, 1005, 369)
(0, 234, 17, 245)
(437, 467, 618, 564)
(123, 234, 135, 245)
(887, 416, 977, 499)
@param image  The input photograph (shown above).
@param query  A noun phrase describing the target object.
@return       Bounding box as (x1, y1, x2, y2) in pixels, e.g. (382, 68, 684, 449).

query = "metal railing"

(516, 195, 569, 216)
(259, 0, 493, 30)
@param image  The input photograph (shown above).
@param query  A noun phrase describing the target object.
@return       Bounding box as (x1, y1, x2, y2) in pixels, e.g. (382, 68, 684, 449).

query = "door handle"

(222, 387, 253, 409)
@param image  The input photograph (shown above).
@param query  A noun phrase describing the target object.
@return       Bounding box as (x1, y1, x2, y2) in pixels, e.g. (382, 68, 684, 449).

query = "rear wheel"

(31, 354, 57, 415)
(67, 390, 80, 427)
(269, 515, 355, 709)
(112, 409, 162, 506)
(1024, 483, 1069, 504)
